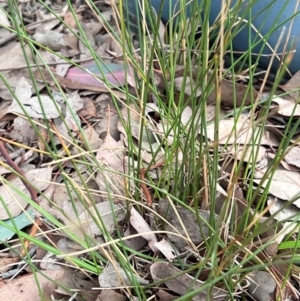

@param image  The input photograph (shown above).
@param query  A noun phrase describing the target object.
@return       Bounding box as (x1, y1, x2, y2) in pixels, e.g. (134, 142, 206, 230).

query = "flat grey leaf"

(0, 167, 53, 219)
(150, 262, 227, 301)
(247, 271, 276, 301)
(99, 262, 149, 288)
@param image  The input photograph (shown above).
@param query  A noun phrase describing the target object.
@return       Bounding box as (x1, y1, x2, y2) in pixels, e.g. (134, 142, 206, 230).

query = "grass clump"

(1, 0, 300, 300)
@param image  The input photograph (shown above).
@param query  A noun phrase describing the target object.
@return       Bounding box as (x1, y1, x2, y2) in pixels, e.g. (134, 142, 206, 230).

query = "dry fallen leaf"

(153, 238, 176, 261)
(64, 12, 83, 29)
(0, 167, 53, 220)
(54, 269, 98, 300)
(247, 271, 276, 301)
(158, 199, 218, 251)
(150, 262, 227, 301)
(96, 133, 126, 195)
(7, 77, 61, 119)
(130, 207, 159, 253)
(254, 165, 300, 205)
(68, 201, 126, 242)
(0, 269, 65, 301)
(267, 196, 300, 222)
(279, 69, 300, 100)
(33, 31, 68, 52)
(272, 97, 300, 117)
(124, 222, 148, 251)
(0, 256, 19, 274)
(96, 289, 127, 301)
(284, 146, 300, 168)
(98, 261, 149, 288)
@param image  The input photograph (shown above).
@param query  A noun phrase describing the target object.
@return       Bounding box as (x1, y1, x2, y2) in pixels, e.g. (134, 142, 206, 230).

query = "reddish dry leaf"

(34, 68, 127, 101)
(65, 61, 131, 88)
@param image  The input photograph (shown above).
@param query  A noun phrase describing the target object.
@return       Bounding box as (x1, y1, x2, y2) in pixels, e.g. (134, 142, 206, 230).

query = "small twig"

(0, 141, 38, 203)
(140, 160, 164, 206)
(0, 140, 41, 256)
(140, 168, 153, 206)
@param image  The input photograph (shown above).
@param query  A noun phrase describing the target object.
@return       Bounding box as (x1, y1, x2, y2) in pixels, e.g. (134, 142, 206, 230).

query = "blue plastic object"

(124, 0, 300, 75)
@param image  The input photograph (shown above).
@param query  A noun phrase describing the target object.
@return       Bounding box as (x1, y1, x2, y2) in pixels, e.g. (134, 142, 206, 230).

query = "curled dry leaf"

(150, 262, 227, 301)
(78, 97, 98, 119)
(153, 238, 176, 261)
(124, 222, 147, 251)
(254, 165, 300, 206)
(130, 207, 159, 253)
(0, 9, 10, 27)
(54, 270, 99, 300)
(0, 257, 19, 274)
(272, 97, 300, 117)
(40, 251, 62, 270)
(9, 116, 37, 144)
(80, 125, 103, 150)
